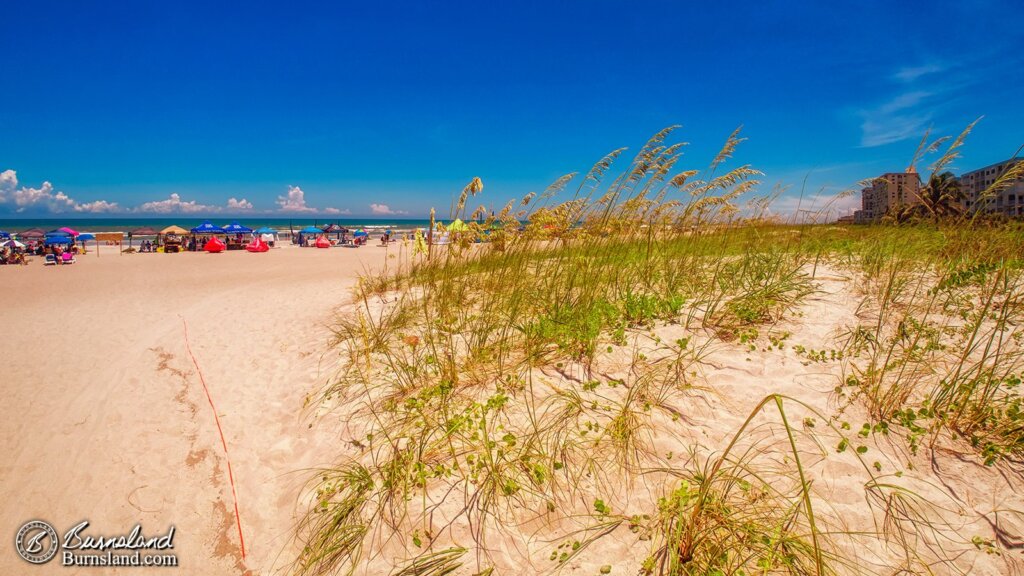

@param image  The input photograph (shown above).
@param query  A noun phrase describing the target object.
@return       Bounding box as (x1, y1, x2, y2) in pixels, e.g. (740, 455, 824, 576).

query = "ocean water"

(0, 217, 433, 234)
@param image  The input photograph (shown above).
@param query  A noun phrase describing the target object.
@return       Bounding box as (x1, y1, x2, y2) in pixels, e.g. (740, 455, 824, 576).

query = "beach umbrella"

(221, 222, 253, 234)
(191, 221, 225, 234)
(447, 219, 468, 232)
(300, 225, 323, 234)
(45, 236, 72, 245)
(353, 229, 368, 237)
(254, 226, 277, 234)
(18, 228, 45, 240)
(46, 230, 71, 237)
(74, 233, 96, 256)
(0, 231, 10, 240)
(127, 227, 161, 251)
(58, 226, 80, 236)
(2, 239, 25, 248)
(321, 223, 349, 241)
(160, 225, 189, 235)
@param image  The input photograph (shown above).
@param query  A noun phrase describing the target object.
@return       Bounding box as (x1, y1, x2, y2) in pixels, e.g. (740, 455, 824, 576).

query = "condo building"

(853, 186, 874, 224)
(959, 158, 1024, 217)
(848, 158, 1024, 223)
(852, 168, 922, 223)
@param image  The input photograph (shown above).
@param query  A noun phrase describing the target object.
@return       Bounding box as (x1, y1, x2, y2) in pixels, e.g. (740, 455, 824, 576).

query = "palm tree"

(882, 203, 922, 225)
(918, 171, 964, 223)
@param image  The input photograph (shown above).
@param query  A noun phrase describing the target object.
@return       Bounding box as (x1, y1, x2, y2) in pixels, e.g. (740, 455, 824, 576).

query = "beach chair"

(44, 254, 58, 265)
(62, 253, 76, 264)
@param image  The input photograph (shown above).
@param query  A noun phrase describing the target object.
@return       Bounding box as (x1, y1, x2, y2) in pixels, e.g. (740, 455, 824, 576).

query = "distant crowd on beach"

(1, 228, 86, 265)
(1, 219, 476, 266)
(2, 239, 82, 265)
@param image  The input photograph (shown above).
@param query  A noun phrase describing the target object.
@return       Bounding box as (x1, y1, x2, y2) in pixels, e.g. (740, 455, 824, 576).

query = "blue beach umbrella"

(45, 230, 71, 237)
(77, 233, 96, 241)
(190, 221, 224, 234)
(300, 226, 323, 234)
(0, 230, 10, 240)
(254, 226, 277, 234)
(222, 222, 253, 234)
(353, 229, 368, 237)
(45, 236, 72, 245)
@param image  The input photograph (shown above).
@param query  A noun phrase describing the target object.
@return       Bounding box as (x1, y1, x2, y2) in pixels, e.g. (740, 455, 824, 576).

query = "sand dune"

(4, 241, 1023, 575)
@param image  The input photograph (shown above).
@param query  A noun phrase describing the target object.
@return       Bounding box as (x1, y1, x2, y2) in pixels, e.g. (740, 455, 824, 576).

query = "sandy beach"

(0, 243, 400, 574)
(3, 230, 1024, 575)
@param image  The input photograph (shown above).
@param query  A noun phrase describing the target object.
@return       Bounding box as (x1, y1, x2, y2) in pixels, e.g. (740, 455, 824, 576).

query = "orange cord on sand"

(181, 317, 247, 561)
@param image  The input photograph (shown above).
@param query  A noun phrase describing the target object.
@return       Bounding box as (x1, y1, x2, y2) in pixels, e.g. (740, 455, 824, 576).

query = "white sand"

(3, 247, 1022, 574)
(0, 242, 404, 574)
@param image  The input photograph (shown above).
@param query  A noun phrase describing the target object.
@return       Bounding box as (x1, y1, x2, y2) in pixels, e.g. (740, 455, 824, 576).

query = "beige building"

(959, 158, 1024, 217)
(853, 186, 875, 223)
(853, 169, 922, 222)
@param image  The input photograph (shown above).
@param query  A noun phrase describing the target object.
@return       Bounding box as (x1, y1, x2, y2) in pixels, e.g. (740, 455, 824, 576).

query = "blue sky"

(1, 0, 1022, 217)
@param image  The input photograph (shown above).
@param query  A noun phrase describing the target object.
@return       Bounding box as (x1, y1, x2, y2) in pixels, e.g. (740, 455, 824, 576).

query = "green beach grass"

(292, 126, 1024, 575)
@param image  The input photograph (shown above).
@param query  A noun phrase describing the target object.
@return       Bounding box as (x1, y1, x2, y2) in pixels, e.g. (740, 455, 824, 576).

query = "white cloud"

(0, 169, 347, 216)
(0, 169, 17, 201)
(0, 168, 121, 214)
(276, 185, 317, 213)
(12, 182, 77, 213)
(75, 200, 120, 213)
(369, 203, 408, 215)
(275, 185, 348, 214)
(892, 63, 943, 83)
(859, 90, 934, 148)
(760, 191, 862, 222)
(226, 197, 253, 211)
(135, 193, 216, 214)
(134, 193, 253, 214)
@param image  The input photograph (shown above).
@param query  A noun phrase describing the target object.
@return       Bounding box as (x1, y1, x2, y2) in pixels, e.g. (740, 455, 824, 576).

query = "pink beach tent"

(204, 237, 227, 253)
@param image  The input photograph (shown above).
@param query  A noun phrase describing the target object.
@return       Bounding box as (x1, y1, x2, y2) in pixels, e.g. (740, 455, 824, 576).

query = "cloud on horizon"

(0, 169, 121, 213)
(755, 190, 861, 222)
(275, 185, 345, 215)
(135, 193, 217, 214)
(226, 197, 254, 211)
(369, 203, 408, 215)
(0, 170, 362, 215)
